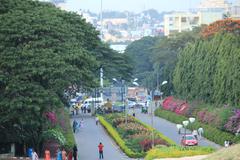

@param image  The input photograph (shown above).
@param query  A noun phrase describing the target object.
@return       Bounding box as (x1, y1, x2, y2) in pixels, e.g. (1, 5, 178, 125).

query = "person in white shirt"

(192, 130, 198, 140)
(198, 127, 204, 139)
(95, 116, 99, 125)
(32, 149, 38, 160)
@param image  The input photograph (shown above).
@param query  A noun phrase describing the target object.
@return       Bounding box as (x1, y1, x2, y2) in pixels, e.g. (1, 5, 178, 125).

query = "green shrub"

(155, 108, 240, 145)
(145, 146, 215, 160)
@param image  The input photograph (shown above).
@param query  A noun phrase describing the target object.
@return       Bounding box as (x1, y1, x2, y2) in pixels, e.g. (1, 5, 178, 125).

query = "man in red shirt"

(98, 142, 104, 159)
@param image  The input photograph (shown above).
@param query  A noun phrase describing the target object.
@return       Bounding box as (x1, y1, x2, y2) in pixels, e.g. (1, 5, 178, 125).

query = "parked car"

(112, 105, 125, 113)
(181, 134, 198, 146)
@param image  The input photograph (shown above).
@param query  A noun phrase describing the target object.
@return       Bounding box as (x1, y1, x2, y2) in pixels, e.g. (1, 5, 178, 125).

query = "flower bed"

(145, 146, 214, 160)
(155, 108, 240, 145)
(99, 113, 175, 158)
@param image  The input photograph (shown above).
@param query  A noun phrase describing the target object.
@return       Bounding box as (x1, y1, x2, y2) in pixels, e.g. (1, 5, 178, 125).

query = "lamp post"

(182, 120, 189, 136)
(112, 78, 139, 124)
(176, 124, 183, 134)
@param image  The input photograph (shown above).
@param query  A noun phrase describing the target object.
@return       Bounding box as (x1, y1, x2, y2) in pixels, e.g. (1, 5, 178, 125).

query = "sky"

(43, 0, 236, 13)
(59, 0, 200, 13)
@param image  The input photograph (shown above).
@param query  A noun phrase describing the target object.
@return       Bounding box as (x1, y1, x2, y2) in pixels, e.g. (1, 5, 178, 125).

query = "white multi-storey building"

(198, 0, 231, 11)
(163, 11, 223, 36)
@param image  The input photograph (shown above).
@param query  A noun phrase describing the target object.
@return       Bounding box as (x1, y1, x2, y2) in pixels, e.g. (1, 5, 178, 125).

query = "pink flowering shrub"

(224, 109, 240, 133)
(45, 112, 57, 125)
(197, 110, 221, 126)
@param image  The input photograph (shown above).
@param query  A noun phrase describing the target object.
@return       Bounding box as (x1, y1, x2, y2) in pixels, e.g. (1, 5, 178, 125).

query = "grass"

(204, 144, 240, 160)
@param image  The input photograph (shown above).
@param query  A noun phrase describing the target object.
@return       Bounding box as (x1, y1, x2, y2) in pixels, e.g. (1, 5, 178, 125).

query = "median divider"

(98, 115, 144, 158)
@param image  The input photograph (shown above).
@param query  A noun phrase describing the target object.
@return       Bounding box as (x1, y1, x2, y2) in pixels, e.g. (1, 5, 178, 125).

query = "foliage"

(173, 33, 240, 106)
(124, 28, 201, 95)
(224, 109, 240, 133)
(201, 19, 240, 38)
(42, 129, 66, 145)
(145, 146, 214, 160)
(99, 114, 174, 157)
(0, 0, 132, 152)
(98, 115, 144, 158)
(155, 108, 240, 145)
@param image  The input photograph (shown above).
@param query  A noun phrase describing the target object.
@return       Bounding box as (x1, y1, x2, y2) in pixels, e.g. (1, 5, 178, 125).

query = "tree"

(0, 0, 132, 152)
(173, 33, 240, 106)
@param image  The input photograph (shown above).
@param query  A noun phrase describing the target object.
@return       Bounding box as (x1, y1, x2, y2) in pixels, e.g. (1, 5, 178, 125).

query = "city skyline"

(45, 0, 236, 13)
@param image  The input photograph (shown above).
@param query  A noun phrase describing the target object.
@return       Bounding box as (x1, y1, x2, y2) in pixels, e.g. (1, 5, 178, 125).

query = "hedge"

(145, 146, 215, 160)
(98, 116, 144, 158)
(62, 109, 75, 150)
(155, 108, 240, 146)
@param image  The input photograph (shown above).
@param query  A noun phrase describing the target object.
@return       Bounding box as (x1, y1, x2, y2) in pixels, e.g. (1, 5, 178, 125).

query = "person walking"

(32, 149, 39, 160)
(57, 148, 62, 160)
(62, 148, 67, 160)
(198, 127, 204, 139)
(95, 116, 99, 125)
(73, 120, 77, 133)
(73, 145, 78, 160)
(67, 150, 73, 160)
(98, 142, 104, 159)
(44, 149, 50, 160)
(192, 130, 198, 140)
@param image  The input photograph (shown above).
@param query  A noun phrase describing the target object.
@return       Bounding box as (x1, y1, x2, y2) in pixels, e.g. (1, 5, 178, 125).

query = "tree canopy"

(0, 0, 132, 149)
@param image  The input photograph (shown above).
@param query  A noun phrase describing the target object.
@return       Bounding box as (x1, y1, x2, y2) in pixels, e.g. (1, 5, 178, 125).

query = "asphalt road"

(130, 108, 221, 149)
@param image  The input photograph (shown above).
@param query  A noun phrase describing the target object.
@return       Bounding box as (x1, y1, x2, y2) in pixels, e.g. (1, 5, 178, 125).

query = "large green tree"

(0, 0, 132, 151)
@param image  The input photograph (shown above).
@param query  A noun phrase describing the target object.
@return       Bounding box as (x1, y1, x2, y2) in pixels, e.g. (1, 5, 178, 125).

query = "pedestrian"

(98, 142, 104, 159)
(224, 140, 229, 147)
(73, 120, 77, 133)
(44, 149, 50, 160)
(73, 145, 78, 160)
(32, 149, 39, 160)
(132, 112, 135, 117)
(67, 150, 73, 160)
(80, 118, 84, 128)
(192, 130, 198, 140)
(62, 148, 67, 160)
(95, 116, 99, 125)
(198, 127, 204, 139)
(57, 148, 62, 160)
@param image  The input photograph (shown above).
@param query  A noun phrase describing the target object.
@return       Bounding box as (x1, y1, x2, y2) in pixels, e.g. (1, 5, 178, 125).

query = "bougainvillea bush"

(224, 109, 240, 133)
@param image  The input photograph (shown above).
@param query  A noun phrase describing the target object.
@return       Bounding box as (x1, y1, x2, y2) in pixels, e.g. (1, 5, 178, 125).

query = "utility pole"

(100, 67, 103, 99)
(100, 0, 103, 40)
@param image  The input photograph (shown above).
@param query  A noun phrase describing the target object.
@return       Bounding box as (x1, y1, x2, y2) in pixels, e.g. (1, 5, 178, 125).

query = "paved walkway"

(72, 114, 141, 160)
(130, 108, 220, 149)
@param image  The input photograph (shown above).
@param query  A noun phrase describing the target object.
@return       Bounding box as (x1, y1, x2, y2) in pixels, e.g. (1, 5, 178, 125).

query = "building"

(229, 0, 240, 19)
(198, 0, 230, 11)
(164, 12, 201, 36)
(164, 11, 224, 36)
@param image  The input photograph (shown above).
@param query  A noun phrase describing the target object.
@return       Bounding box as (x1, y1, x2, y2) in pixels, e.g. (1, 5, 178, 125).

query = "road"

(72, 114, 141, 160)
(130, 108, 220, 149)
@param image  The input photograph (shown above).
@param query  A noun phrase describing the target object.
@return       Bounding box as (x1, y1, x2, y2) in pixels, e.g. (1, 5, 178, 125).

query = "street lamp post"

(182, 120, 189, 136)
(113, 78, 138, 124)
(176, 124, 183, 134)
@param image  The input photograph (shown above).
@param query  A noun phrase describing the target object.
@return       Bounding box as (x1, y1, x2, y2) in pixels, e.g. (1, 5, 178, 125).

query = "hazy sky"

(46, 0, 236, 13)
(58, 0, 202, 13)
